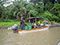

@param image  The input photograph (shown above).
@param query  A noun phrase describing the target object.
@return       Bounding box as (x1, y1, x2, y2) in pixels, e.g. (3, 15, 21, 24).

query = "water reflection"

(0, 27, 60, 45)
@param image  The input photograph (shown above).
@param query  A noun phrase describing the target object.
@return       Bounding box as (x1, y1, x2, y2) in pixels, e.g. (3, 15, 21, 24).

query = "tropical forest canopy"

(0, 0, 60, 22)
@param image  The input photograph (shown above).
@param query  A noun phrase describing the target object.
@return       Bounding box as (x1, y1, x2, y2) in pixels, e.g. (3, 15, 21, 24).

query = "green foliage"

(45, 2, 54, 11)
(0, 19, 28, 27)
(0, 0, 60, 26)
(50, 3, 60, 21)
(52, 15, 59, 19)
(30, 10, 37, 15)
(44, 11, 52, 17)
(0, 21, 20, 27)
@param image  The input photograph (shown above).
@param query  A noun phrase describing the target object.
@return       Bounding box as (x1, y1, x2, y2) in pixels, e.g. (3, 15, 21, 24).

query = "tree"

(12, 0, 27, 20)
(50, 3, 60, 22)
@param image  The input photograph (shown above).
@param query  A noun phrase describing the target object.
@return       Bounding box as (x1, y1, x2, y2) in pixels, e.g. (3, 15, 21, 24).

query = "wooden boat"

(18, 17, 50, 33)
(18, 26, 50, 33)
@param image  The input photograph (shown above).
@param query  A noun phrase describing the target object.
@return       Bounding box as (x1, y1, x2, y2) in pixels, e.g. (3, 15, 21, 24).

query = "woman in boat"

(20, 20, 25, 30)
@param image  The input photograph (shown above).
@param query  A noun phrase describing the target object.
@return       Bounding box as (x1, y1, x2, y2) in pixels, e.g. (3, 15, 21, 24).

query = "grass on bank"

(0, 19, 28, 27)
(0, 21, 28, 27)
(0, 19, 57, 27)
(0, 19, 29, 27)
(0, 21, 20, 27)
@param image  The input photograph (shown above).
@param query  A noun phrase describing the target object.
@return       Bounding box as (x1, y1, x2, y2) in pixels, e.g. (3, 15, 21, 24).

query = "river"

(0, 27, 60, 45)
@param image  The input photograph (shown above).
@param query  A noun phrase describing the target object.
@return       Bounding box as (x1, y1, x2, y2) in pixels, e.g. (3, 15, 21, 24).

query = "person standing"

(20, 20, 25, 30)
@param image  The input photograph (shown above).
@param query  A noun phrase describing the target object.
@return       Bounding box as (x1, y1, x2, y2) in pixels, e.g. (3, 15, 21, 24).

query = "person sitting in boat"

(43, 20, 47, 24)
(45, 21, 49, 26)
(40, 24, 44, 27)
(34, 23, 37, 28)
(38, 21, 41, 28)
(43, 20, 49, 26)
(51, 22, 53, 25)
(20, 20, 25, 30)
(12, 24, 18, 33)
(31, 23, 34, 29)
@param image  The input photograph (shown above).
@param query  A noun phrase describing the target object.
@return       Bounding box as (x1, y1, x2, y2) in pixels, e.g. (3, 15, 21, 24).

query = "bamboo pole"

(29, 12, 30, 23)
(35, 18, 37, 23)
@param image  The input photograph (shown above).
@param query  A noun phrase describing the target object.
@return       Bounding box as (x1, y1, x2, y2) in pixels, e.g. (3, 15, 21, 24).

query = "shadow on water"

(0, 27, 60, 45)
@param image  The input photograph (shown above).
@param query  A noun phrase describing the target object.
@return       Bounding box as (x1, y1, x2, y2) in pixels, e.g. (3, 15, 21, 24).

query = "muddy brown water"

(0, 27, 60, 45)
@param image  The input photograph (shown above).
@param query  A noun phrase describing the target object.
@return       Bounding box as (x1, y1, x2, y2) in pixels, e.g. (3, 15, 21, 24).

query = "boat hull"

(18, 26, 50, 33)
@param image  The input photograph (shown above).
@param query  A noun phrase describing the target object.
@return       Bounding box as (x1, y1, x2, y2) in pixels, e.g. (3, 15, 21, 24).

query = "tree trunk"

(20, 12, 23, 20)
(29, 12, 30, 23)
(16, 15, 19, 21)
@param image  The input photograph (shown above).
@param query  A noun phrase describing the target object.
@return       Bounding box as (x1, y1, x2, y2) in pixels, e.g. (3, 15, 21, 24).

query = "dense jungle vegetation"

(0, 0, 60, 27)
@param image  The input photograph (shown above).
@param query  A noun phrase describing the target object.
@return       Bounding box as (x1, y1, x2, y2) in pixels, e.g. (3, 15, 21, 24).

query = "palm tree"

(13, 0, 27, 20)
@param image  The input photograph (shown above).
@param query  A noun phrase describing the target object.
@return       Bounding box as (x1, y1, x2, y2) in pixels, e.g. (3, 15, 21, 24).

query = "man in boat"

(20, 20, 25, 30)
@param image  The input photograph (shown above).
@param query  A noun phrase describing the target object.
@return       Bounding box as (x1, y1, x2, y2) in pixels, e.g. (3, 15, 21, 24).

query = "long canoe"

(17, 26, 50, 33)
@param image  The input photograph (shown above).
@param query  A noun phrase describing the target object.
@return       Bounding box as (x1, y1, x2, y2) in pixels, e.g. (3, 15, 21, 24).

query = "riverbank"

(0, 21, 28, 27)
(0, 21, 20, 27)
(0, 27, 8, 30)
